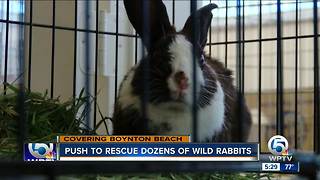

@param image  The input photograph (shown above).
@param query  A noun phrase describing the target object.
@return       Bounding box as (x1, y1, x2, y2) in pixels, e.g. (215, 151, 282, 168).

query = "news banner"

(24, 135, 299, 173)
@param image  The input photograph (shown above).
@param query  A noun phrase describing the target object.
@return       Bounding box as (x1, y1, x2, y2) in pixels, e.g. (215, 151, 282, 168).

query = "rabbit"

(112, 0, 252, 142)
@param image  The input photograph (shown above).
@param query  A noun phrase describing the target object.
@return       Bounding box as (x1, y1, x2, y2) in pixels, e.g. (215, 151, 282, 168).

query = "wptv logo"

(268, 135, 292, 162)
(24, 143, 57, 161)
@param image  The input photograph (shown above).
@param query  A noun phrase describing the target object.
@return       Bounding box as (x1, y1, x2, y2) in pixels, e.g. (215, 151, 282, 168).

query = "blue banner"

(58, 143, 259, 161)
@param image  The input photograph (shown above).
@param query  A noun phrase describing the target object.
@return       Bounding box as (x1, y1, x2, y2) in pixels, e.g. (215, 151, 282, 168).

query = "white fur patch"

(167, 35, 204, 104)
(146, 82, 225, 141)
(197, 81, 225, 141)
(115, 35, 225, 141)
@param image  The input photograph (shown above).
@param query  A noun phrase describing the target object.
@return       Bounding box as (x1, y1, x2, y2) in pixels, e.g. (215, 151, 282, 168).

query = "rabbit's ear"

(124, 0, 174, 51)
(181, 4, 217, 50)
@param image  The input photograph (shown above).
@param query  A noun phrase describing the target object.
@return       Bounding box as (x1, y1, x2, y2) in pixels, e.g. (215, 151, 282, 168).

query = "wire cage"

(0, 0, 319, 178)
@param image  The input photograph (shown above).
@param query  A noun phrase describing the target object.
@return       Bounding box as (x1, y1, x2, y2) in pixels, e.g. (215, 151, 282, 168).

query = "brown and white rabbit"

(112, 0, 252, 142)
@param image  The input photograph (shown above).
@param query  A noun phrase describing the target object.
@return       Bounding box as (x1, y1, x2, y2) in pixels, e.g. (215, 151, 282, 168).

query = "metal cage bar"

(224, 0, 228, 67)
(93, 0, 99, 126)
(0, 19, 137, 38)
(208, 34, 320, 45)
(114, 0, 119, 104)
(217, 1, 314, 9)
(190, 0, 198, 142)
(17, 0, 26, 158)
(241, 0, 245, 141)
(84, 0, 92, 130)
(313, 0, 320, 154)
(209, 0, 212, 57)
(172, 0, 175, 26)
(1, 18, 319, 45)
(27, 0, 32, 90)
(73, 0, 78, 98)
(241, 0, 245, 96)
(276, 0, 284, 136)
(294, 0, 299, 150)
(135, 32, 138, 64)
(258, 0, 262, 145)
(50, 0, 56, 98)
(3, 0, 9, 93)
(236, 0, 243, 141)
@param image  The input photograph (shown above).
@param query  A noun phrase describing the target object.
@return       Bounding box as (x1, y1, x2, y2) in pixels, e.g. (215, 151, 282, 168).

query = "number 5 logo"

(28, 143, 54, 158)
(268, 135, 288, 155)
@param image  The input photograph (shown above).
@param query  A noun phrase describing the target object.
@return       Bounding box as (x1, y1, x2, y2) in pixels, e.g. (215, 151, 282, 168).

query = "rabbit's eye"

(200, 54, 205, 69)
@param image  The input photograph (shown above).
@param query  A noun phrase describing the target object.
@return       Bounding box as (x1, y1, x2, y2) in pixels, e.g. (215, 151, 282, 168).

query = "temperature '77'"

(285, 164, 294, 170)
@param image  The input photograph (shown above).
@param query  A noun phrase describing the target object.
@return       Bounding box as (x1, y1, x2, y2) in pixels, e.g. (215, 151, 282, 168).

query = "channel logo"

(268, 135, 289, 156)
(24, 143, 56, 161)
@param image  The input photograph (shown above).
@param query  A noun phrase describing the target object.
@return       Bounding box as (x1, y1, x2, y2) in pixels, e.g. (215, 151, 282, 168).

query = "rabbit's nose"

(174, 71, 189, 90)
